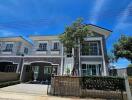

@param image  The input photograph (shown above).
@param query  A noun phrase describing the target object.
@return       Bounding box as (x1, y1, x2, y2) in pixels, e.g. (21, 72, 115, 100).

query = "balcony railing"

(2, 49, 13, 54)
(51, 49, 60, 51)
(36, 49, 47, 54)
(51, 49, 60, 55)
(3, 49, 12, 52)
(36, 49, 47, 51)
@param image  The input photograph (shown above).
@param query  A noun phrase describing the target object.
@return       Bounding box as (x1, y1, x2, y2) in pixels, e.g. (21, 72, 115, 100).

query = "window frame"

(4, 43, 14, 52)
(81, 63, 101, 76)
(37, 41, 48, 51)
(24, 47, 28, 54)
(82, 41, 99, 56)
(53, 42, 59, 50)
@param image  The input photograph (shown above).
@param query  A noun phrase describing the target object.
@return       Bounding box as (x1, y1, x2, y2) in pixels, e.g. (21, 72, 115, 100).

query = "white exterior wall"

(30, 40, 62, 56)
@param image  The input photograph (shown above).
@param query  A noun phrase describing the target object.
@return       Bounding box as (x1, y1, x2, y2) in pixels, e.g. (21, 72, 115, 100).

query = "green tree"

(59, 18, 90, 76)
(113, 35, 132, 63)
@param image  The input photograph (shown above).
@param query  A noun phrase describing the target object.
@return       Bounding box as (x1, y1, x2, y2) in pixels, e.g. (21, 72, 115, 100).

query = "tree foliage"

(113, 35, 132, 63)
(59, 18, 90, 53)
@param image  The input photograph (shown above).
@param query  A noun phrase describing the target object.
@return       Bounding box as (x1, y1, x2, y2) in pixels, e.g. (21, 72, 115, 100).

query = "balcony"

(51, 49, 60, 55)
(36, 49, 47, 54)
(2, 49, 12, 54)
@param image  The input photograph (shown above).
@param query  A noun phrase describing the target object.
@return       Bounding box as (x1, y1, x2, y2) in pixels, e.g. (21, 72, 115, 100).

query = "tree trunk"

(72, 40, 80, 76)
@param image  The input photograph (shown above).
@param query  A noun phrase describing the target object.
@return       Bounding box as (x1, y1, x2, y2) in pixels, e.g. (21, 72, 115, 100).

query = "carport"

(21, 61, 58, 83)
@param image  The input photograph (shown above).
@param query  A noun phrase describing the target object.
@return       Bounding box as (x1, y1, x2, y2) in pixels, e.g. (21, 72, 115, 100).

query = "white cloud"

(114, 2, 132, 31)
(89, 0, 106, 24)
(0, 30, 18, 37)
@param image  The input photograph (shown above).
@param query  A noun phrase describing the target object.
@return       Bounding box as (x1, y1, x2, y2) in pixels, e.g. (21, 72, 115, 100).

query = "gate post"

(124, 74, 132, 100)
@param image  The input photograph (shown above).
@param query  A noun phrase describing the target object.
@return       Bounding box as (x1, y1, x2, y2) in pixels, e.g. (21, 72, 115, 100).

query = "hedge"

(0, 80, 20, 88)
(81, 76, 126, 91)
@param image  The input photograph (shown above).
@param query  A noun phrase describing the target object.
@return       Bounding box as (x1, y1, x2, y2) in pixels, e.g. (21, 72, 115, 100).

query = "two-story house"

(0, 24, 112, 82)
(0, 36, 32, 73)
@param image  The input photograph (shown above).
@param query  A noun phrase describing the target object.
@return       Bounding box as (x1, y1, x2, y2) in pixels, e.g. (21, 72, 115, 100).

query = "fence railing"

(49, 75, 127, 100)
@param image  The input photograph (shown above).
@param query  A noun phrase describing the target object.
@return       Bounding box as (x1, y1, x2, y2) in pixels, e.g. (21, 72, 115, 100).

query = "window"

(5, 44, 13, 51)
(26, 66, 31, 72)
(66, 48, 72, 57)
(81, 64, 99, 76)
(82, 42, 98, 55)
(24, 47, 28, 54)
(81, 64, 87, 76)
(38, 43, 47, 51)
(52, 67, 57, 75)
(53, 42, 59, 50)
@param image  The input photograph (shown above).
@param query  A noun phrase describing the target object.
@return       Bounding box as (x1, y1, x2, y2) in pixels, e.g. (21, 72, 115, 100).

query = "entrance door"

(32, 66, 39, 81)
(43, 66, 51, 82)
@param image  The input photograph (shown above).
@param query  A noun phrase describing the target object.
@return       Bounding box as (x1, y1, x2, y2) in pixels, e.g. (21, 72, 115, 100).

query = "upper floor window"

(37, 43, 47, 51)
(53, 42, 59, 50)
(4, 44, 13, 52)
(65, 47, 72, 57)
(82, 42, 99, 55)
(24, 47, 28, 54)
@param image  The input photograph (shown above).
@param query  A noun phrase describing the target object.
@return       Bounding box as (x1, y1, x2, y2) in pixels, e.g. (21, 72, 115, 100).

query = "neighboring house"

(0, 24, 112, 82)
(109, 68, 118, 76)
(0, 36, 32, 73)
(117, 68, 127, 77)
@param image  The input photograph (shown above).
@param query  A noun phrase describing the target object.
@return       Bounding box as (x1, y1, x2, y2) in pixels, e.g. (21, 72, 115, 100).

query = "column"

(100, 38, 107, 76)
(60, 44, 64, 75)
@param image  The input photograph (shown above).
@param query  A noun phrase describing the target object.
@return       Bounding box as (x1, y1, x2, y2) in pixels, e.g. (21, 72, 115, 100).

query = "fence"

(49, 76, 127, 100)
(128, 77, 132, 95)
(0, 72, 19, 82)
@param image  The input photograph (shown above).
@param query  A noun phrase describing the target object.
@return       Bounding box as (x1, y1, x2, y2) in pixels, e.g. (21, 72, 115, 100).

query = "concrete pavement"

(0, 84, 104, 100)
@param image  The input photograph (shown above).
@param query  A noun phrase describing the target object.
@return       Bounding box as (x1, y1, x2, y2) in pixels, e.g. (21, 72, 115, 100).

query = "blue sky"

(0, 0, 131, 68)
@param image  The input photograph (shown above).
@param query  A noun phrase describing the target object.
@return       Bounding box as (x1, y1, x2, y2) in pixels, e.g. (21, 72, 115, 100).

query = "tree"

(113, 35, 132, 63)
(59, 18, 90, 76)
(107, 52, 115, 64)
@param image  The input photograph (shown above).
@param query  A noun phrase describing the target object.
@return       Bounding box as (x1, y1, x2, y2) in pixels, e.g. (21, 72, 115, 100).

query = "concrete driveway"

(0, 83, 48, 95)
(0, 84, 104, 100)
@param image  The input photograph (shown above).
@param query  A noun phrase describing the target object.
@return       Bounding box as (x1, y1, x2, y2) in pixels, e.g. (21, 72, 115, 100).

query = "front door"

(32, 66, 39, 81)
(43, 66, 52, 82)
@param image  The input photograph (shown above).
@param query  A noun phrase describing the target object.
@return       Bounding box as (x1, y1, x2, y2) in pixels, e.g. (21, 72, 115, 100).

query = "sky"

(0, 0, 131, 68)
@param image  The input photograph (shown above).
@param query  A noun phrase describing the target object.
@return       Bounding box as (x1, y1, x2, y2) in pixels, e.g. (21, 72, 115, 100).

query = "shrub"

(0, 80, 20, 88)
(128, 64, 132, 67)
(81, 76, 126, 91)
